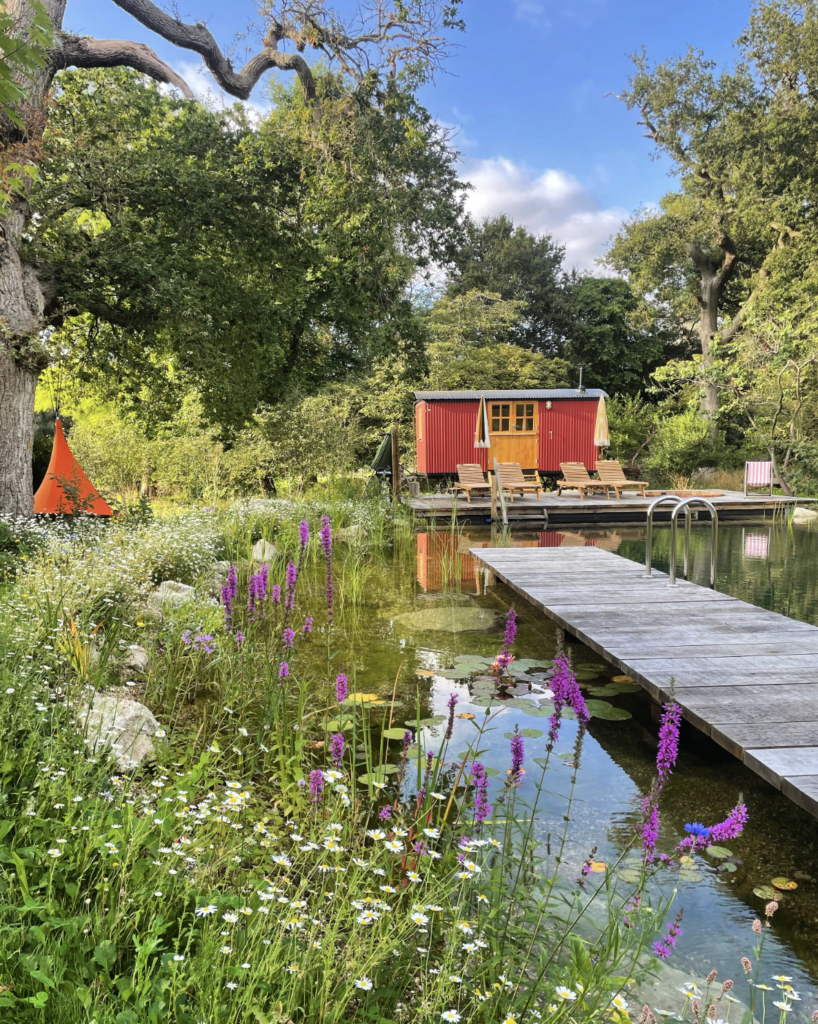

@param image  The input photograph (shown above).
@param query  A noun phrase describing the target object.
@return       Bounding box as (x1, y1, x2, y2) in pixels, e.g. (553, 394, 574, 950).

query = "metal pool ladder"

(644, 495, 720, 588)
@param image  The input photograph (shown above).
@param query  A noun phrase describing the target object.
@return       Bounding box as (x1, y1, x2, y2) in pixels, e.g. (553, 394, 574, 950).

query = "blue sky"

(64, 0, 751, 270)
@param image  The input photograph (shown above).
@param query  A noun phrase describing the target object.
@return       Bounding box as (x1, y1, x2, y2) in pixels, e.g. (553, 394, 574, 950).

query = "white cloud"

(168, 61, 271, 121)
(514, 0, 549, 26)
(460, 156, 627, 273)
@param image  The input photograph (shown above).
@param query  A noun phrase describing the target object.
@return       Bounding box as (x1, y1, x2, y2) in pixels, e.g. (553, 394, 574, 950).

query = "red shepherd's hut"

(414, 389, 609, 477)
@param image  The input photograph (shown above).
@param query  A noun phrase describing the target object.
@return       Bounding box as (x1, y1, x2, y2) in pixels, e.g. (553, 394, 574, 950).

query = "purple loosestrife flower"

(677, 802, 748, 853)
(302, 616, 313, 635)
(444, 693, 458, 741)
(279, 662, 289, 679)
(335, 673, 348, 703)
(379, 806, 392, 820)
(247, 565, 269, 620)
(330, 732, 344, 768)
(221, 564, 238, 624)
(413, 839, 429, 857)
(471, 762, 492, 825)
(282, 628, 295, 649)
(309, 769, 323, 803)
(271, 585, 281, 604)
(299, 520, 310, 549)
(547, 655, 588, 749)
(182, 630, 216, 653)
(284, 561, 297, 611)
(320, 515, 334, 623)
(509, 729, 525, 783)
(652, 910, 683, 961)
(494, 607, 518, 674)
(640, 701, 682, 861)
(235, 630, 245, 647)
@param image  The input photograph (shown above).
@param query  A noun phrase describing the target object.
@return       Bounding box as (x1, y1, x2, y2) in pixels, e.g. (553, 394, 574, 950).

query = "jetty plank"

(471, 545, 818, 820)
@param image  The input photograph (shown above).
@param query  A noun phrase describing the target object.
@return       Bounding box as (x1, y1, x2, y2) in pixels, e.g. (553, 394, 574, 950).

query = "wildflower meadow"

(0, 502, 806, 1023)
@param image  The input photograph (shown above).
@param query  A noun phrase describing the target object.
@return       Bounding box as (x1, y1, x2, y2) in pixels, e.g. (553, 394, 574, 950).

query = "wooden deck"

(471, 545, 818, 819)
(408, 489, 805, 524)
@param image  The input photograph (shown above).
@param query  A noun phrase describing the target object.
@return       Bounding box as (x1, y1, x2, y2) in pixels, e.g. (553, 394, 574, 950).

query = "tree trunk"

(698, 285, 720, 430)
(0, 344, 38, 516)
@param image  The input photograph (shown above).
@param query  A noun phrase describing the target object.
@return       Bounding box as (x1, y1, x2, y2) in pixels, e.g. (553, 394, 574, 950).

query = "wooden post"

(490, 472, 498, 521)
(391, 424, 400, 504)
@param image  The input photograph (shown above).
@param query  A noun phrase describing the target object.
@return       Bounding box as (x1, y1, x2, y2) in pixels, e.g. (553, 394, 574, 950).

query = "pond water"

(299, 521, 818, 1011)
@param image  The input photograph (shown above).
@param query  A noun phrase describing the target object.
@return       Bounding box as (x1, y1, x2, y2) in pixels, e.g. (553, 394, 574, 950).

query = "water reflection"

(405, 524, 818, 1004)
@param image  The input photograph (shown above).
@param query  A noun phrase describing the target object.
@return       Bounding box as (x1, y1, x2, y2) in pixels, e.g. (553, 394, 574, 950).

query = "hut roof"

(413, 389, 607, 401)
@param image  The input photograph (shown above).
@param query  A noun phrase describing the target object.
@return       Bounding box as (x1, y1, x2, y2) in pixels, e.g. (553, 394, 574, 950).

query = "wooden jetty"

(471, 545, 818, 819)
(409, 489, 805, 525)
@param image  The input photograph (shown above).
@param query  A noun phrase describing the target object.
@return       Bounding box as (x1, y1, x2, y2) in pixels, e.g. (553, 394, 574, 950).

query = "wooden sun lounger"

(595, 460, 649, 499)
(557, 462, 609, 499)
(497, 462, 542, 502)
(454, 464, 492, 503)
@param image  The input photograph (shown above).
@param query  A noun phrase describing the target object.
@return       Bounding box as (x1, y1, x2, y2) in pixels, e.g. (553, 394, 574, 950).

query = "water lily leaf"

(591, 706, 632, 722)
(456, 712, 476, 720)
(344, 693, 381, 703)
(613, 675, 635, 683)
(405, 716, 445, 727)
(468, 696, 501, 708)
(576, 662, 604, 671)
(618, 869, 642, 884)
(358, 771, 390, 785)
(585, 699, 613, 715)
(705, 846, 733, 859)
(589, 861, 606, 873)
(574, 670, 601, 680)
(520, 728, 544, 738)
(753, 885, 779, 901)
(325, 718, 355, 731)
(533, 757, 548, 767)
(382, 727, 411, 740)
(440, 667, 476, 680)
(393, 608, 500, 633)
(718, 862, 737, 873)
(482, 767, 500, 777)
(513, 659, 554, 670)
(679, 869, 703, 882)
(772, 877, 798, 890)
(454, 655, 492, 666)
(416, 669, 437, 678)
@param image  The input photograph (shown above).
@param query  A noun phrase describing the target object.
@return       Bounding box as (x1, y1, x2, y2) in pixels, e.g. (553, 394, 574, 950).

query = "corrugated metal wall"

(421, 400, 488, 475)
(416, 397, 599, 474)
(538, 399, 598, 472)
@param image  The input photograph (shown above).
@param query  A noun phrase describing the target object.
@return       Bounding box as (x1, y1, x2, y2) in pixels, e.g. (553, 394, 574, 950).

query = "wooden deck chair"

(744, 460, 774, 496)
(557, 462, 609, 499)
(454, 464, 492, 503)
(497, 462, 543, 503)
(595, 460, 650, 500)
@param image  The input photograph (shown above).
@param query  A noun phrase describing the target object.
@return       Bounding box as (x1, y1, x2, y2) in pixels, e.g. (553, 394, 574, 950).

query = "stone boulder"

(120, 644, 149, 674)
(251, 539, 278, 563)
(79, 695, 161, 771)
(792, 506, 818, 524)
(148, 580, 196, 610)
(336, 524, 367, 542)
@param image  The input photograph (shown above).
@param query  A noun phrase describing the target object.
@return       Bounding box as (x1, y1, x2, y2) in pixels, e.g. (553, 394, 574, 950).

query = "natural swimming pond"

(297, 520, 818, 1013)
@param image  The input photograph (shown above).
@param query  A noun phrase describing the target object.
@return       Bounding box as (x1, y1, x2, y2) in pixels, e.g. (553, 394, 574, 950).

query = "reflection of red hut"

(33, 419, 112, 516)
(415, 389, 608, 477)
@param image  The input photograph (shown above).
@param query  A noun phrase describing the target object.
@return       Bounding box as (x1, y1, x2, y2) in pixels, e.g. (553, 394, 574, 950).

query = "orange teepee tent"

(33, 418, 113, 516)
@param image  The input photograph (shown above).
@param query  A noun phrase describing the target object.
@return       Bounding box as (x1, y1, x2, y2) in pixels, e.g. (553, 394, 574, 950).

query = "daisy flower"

(220, 946, 232, 954)
(384, 840, 403, 852)
(406, 871, 421, 882)
(354, 977, 374, 991)
(172, 955, 185, 962)
(357, 910, 380, 924)
(423, 827, 440, 839)
(441, 1011, 461, 1022)
(226, 981, 238, 990)
(195, 904, 218, 917)
(366, 830, 386, 841)
(612, 996, 628, 1010)
(410, 912, 429, 926)
(556, 986, 576, 1001)
(222, 913, 239, 923)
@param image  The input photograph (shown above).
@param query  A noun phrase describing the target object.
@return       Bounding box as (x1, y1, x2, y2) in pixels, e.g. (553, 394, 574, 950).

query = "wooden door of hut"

(488, 400, 539, 469)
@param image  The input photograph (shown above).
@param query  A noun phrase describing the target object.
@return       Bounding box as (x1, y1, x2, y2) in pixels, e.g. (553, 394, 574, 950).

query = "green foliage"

(563, 277, 671, 396)
(606, 396, 661, 469)
(30, 67, 464, 431)
(643, 409, 725, 487)
(0, 0, 54, 214)
(446, 215, 571, 352)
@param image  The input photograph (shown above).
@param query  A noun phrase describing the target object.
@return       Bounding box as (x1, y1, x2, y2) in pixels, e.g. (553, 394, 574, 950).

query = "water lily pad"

(405, 716, 445, 727)
(753, 885, 779, 901)
(514, 659, 554, 671)
(454, 655, 492, 667)
(772, 877, 798, 890)
(502, 728, 544, 739)
(705, 846, 733, 859)
(393, 608, 500, 634)
(591, 706, 632, 722)
(718, 862, 737, 873)
(416, 668, 437, 678)
(358, 772, 390, 785)
(382, 727, 412, 740)
(344, 693, 381, 703)
(439, 667, 476, 680)
(468, 696, 502, 708)
(618, 869, 642, 884)
(679, 869, 703, 882)
(456, 712, 476, 720)
(613, 674, 635, 683)
(589, 861, 606, 873)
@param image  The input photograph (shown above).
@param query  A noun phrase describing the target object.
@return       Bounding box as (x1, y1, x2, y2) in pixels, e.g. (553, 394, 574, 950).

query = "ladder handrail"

(669, 497, 719, 588)
(645, 494, 683, 577)
(492, 457, 509, 527)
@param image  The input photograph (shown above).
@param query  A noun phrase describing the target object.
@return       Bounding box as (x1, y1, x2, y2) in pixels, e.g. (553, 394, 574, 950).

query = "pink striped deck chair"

(744, 460, 774, 496)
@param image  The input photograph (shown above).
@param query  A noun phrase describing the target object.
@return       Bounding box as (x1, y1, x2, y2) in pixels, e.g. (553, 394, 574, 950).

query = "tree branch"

(51, 35, 196, 98)
(714, 235, 738, 291)
(685, 241, 716, 282)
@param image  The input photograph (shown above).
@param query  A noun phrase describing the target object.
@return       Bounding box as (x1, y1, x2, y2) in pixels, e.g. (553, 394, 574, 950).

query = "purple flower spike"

(330, 732, 344, 768)
(641, 700, 682, 861)
(302, 616, 313, 635)
(284, 561, 297, 611)
(471, 762, 492, 824)
(547, 655, 588, 749)
(378, 806, 392, 820)
(271, 584, 281, 604)
(283, 627, 295, 649)
(335, 673, 348, 703)
(309, 769, 323, 803)
(299, 520, 310, 549)
(320, 515, 334, 623)
(279, 662, 289, 678)
(221, 564, 238, 624)
(677, 802, 748, 854)
(509, 730, 524, 783)
(444, 693, 458, 741)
